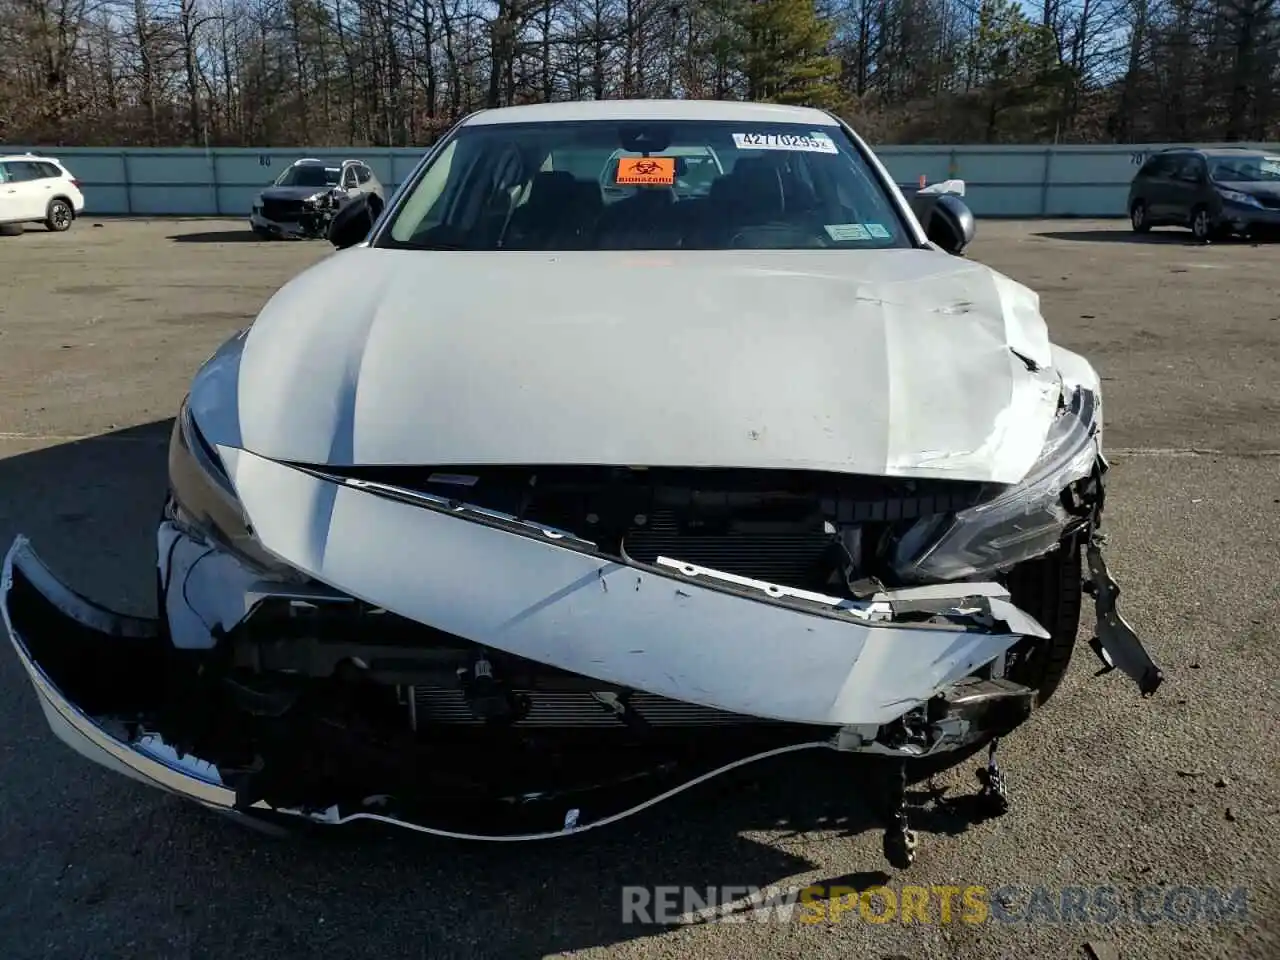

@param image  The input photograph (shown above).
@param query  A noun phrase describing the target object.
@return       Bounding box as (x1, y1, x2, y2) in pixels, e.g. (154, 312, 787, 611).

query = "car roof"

(1149, 146, 1267, 159)
(293, 158, 366, 168)
(1200, 147, 1271, 158)
(0, 153, 62, 163)
(461, 99, 839, 128)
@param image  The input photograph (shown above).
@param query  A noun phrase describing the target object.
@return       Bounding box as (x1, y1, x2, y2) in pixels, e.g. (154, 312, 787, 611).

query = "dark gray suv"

(1128, 147, 1280, 241)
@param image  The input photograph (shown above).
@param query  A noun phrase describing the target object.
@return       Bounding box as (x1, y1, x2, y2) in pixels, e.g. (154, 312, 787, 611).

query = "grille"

(261, 198, 310, 222)
(411, 687, 770, 728)
(623, 511, 834, 586)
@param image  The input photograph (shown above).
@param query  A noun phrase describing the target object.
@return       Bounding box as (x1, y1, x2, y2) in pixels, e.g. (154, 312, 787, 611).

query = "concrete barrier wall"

(5, 141, 1278, 218)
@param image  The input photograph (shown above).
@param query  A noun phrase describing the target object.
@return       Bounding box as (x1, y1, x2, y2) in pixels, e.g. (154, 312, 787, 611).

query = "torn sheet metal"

(1085, 542, 1164, 696)
(916, 179, 966, 197)
(1, 537, 237, 808)
(212, 247, 1060, 483)
(219, 447, 1036, 727)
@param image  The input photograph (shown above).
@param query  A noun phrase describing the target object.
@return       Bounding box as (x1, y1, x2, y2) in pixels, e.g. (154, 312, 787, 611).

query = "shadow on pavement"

(1037, 227, 1277, 246)
(0, 421, 994, 957)
(168, 229, 266, 243)
(0, 420, 173, 613)
(1034, 228, 1203, 245)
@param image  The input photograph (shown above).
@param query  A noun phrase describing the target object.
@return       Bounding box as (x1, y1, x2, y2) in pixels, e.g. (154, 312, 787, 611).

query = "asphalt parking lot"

(0, 218, 1276, 960)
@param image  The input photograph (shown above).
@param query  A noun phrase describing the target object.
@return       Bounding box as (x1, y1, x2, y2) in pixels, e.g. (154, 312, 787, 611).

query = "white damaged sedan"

(2, 100, 1162, 866)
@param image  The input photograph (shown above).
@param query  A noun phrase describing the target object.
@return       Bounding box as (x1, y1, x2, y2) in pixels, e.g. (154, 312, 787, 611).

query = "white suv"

(0, 154, 86, 234)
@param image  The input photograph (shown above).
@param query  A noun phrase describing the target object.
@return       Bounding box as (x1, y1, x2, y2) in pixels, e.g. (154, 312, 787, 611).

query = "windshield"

(1210, 155, 1280, 183)
(381, 120, 912, 251)
(275, 164, 340, 187)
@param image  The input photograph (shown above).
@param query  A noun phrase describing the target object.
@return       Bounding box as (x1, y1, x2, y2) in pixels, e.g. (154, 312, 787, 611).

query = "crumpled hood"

(192, 247, 1064, 484)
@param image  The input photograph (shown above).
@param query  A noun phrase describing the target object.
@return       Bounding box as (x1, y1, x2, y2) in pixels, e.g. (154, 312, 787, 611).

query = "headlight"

(890, 388, 1101, 582)
(1218, 188, 1262, 208)
(167, 399, 302, 577)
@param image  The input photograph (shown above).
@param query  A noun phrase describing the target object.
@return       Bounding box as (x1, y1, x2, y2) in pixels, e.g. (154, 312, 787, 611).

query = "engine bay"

(315, 464, 997, 595)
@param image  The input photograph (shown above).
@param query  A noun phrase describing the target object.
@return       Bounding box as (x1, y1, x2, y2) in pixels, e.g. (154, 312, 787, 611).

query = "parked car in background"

(0, 154, 85, 235)
(1128, 146, 1280, 241)
(250, 158, 384, 239)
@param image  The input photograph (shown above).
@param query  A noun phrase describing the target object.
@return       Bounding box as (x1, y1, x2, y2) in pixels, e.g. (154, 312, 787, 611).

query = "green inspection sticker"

(863, 223, 891, 239)
(825, 223, 870, 241)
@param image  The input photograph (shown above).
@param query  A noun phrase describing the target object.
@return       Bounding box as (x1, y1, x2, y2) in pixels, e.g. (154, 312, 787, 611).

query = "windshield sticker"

(733, 132, 838, 154)
(616, 157, 676, 186)
(825, 223, 871, 241)
(863, 223, 891, 239)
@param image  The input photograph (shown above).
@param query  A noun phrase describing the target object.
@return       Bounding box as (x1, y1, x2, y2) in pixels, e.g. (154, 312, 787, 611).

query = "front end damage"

(2, 393, 1163, 866)
(249, 191, 343, 240)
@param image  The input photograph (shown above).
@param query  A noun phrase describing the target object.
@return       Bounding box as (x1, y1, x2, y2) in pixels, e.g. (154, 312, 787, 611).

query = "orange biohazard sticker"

(615, 156, 675, 186)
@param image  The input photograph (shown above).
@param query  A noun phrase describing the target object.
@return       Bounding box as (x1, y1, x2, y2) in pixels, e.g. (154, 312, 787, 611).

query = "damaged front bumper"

(249, 208, 332, 240)
(2, 464, 1162, 844)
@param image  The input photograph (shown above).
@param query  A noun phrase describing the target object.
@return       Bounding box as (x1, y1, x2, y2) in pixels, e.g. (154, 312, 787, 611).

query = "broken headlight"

(890, 387, 1101, 582)
(167, 398, 299, 576)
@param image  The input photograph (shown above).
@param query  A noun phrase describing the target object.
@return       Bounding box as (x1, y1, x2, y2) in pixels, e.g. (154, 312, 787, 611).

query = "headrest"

(711, 157, 785, 218)
(524, 171, 580, 210)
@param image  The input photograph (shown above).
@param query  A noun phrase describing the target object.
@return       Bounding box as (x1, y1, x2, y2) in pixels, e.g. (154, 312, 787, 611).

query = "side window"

(39, 162, 62, 179)
(1139, 156, 1166, 178)
(0, 163, 8, 183)
(355, 165, 371, 184)
(1174, 156, 1205, 182)
(343, 166, 359, 188)
(5, 161, 39, 182)
(679, 156, 720, 196)
(390, 138, 459, 241)
(549, 147, 614, 180)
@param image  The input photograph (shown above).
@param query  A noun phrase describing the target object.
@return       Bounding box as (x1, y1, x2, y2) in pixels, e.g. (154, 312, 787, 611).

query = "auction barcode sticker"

(732, 132, 838, 154)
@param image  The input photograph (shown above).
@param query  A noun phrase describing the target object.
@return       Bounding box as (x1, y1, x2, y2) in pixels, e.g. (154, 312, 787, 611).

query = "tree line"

(1, 0, 1276, 148)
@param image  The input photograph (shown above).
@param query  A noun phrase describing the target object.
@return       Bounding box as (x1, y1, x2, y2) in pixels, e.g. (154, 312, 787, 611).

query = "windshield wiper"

(395, 240, 472, 251)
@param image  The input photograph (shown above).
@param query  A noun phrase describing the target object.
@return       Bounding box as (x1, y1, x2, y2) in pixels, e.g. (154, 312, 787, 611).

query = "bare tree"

(1, 0, 1276, 145)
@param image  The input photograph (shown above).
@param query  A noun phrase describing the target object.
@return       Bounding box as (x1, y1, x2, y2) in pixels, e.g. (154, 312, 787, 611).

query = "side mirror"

(923, 194, 975, 256)
(328, 194, 376, 249)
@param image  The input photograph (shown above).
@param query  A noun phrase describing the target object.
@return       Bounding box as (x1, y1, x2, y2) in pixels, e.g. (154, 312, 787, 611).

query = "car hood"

(258, 185, 337, 201)
(190, 248, 1064, 484)
(1216, 180, 1280, 200)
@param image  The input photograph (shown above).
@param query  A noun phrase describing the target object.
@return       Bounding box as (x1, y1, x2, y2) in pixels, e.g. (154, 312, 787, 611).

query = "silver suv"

(250, 158, 385, 239)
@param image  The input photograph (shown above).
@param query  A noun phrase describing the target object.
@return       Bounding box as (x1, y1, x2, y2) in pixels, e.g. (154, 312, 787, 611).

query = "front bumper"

(2, 455, 1162, 839)
(249, 209, 328, 239)
(1219, 199, 1280, 233)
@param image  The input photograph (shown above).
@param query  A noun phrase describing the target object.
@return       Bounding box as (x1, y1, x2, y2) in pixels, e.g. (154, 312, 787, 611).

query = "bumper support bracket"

(1084, 538, 1164, 696)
